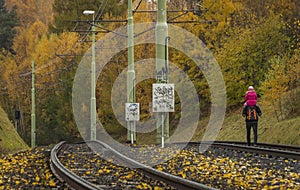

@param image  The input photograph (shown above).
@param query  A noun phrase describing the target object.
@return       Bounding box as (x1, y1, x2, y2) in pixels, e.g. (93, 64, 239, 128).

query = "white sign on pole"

(125, 103, 140, 121)
(152, 83, 174, 112)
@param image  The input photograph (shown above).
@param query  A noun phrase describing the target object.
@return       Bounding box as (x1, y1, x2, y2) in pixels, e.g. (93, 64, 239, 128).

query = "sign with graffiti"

(152, 83, 174, 112)
(125, 103, 140, 121)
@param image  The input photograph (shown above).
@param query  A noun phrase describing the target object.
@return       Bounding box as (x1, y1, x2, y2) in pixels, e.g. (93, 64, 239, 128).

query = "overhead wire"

(1, 0, 117, 113)
(2, 54, 78, 96)
(3, 0, 210, 96)
(20, 0, 110, 87)
(80, 0, 109, 42)
(71, 0, 80, 32)
(95, 0, 108, 21)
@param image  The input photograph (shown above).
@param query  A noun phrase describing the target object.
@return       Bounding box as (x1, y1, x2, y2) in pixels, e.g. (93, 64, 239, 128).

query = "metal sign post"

(153, 84, 174, 147)
(125, 103, 140, 144)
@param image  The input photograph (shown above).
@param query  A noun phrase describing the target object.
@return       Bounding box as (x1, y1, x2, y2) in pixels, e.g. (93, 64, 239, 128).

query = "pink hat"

(248, 86, 254, 90)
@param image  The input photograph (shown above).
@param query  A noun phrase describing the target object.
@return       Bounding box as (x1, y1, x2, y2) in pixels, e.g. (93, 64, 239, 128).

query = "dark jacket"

(242, 105, 262, 122)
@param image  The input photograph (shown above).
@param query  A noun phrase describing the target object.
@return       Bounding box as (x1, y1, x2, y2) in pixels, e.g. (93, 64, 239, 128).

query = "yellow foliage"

(98, 169, 104, 174)
(157, 166, 163, 171)
(49, 179, 56, 187)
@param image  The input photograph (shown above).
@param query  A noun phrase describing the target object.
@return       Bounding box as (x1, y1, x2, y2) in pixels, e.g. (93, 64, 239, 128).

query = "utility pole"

(155, 0, 169, 144)
(127, 0, 136, 143)
(90, 12, 96, 141)
(31, 60, 36, 148)
(83, 10, 96, 140)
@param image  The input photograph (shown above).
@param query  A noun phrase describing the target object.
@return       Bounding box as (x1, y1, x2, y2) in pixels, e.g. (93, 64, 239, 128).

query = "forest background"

(0, 0, 299, 146)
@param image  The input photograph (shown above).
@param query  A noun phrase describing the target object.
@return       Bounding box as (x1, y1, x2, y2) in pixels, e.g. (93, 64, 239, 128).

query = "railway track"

(213, 141, 300, 153)
(50, 141, 300, 189)
(186, 141, 300, 160)
(50, 141, 101, 190)
(50, 141, 216, 190)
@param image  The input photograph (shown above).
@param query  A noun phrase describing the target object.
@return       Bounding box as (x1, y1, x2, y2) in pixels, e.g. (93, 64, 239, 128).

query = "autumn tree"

(0, 51, 17, 116)
(51, 0, 127, 32)
(29, 32, 84, 144)
(0, 5, 84, 144)
(217, 15, 290, 107)
(12, 20, 48, 64)
(1, 0, 298, 144)
(4, 0, 54, 28)
(0, 0, 18, 52)
(260, 50, 300, 121)
(232, 0, 300, 51)
(197, 0, 235, 49)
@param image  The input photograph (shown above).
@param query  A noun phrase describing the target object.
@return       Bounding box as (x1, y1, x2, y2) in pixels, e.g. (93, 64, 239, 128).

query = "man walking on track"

(242, 105, 262, 146)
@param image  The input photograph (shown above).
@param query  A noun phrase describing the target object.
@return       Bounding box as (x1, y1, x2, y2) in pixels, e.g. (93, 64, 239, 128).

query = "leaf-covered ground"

(0, 146, 68, 189)
(1, 143, 300, 189)
(58, 143, 300, 189)
(59, 143, 175, 189)
(156, 146, 300, 189)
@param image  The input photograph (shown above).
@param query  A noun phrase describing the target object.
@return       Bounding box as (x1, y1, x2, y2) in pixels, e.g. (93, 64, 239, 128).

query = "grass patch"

(194, 109, 300, 146)
(126, 108, 300, 146)
(260, 117, 300, 145)
(0, 106, 29, 154)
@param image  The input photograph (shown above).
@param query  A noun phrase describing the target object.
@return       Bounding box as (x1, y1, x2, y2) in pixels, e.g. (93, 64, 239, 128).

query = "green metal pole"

(156, 0, 169, 144)
(31, 60, 36, 148)
(127, 0, 136, 143)
(91, 13, 97, 140)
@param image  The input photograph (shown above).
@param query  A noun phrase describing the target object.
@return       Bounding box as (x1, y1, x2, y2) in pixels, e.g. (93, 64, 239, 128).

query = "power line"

(7, 1, 215, 94)
(133, 0, 143, 14)
(95, 0, 108, 21)
(80, 0, 109, 42)
(3, 56, 78, 95)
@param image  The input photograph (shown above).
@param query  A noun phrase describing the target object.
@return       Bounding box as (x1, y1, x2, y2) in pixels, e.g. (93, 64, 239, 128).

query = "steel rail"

(212, 143, 300, 160)
(224, 141, 300, 153)
(256, 142, 300, 152)
(188, 141, 300, 152)
(185, 141, 300, 160)
(51, 140, 299, 189)
(50, 141, 104, 190)
(51, 141, 217, 190)
(93, 140, 217, 190)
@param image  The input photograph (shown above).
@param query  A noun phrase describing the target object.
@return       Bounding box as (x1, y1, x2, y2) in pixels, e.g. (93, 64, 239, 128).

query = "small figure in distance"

(244, 86, 257, 107)
(242, 104, 262, 146)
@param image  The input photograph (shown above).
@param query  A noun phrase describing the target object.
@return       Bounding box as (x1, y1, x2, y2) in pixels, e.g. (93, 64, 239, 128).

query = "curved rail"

(51, 140, 217, 190)
(94, 140, 217, 190)
(51, 140, 299, 189)
(50, 141, 103, 190)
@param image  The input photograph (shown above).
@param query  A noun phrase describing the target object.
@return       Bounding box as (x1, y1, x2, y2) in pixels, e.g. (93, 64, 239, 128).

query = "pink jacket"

(245, 90, 257, 106)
